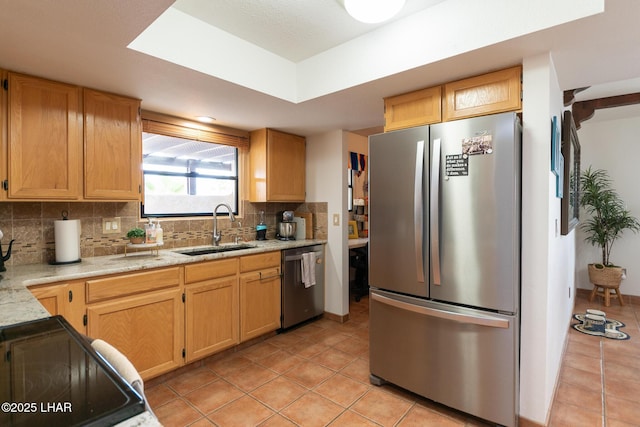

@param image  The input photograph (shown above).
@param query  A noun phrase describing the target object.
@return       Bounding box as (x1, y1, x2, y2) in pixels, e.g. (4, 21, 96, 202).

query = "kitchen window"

(141, 112, 249, 218)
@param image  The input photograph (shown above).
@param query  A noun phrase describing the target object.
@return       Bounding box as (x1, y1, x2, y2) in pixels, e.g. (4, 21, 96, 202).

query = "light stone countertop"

(0, 238, 325, 328)
(0, 238, 325, 427)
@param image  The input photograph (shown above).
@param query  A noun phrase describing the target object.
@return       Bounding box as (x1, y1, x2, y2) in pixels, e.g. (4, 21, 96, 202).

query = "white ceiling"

(0, 0, 639, 136)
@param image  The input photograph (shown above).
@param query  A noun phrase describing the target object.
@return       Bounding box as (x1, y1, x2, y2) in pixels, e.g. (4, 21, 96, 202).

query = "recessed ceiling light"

(196, 116, 216, 123)
(344, 0, 406, 24)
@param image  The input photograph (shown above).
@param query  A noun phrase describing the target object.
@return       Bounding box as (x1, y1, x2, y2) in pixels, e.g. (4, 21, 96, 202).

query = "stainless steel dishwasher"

(281, 244, 325, 329)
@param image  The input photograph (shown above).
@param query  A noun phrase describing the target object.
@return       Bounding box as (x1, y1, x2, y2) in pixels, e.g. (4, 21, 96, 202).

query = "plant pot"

(588, 264, 623, 287)
(129, 237, 145, 244)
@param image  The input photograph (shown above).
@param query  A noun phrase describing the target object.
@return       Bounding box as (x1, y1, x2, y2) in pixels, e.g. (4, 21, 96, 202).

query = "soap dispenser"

(256, 211, 267, 240)
(145, 218, 156, 244)
(155, 220, 163, 245)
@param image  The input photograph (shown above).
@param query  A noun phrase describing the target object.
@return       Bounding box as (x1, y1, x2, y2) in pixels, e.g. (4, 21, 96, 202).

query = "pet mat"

(572, 313, 629, 340)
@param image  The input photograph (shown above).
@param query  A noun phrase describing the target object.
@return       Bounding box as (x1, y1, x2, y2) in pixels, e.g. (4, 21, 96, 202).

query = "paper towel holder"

(49, 211, 82, 266)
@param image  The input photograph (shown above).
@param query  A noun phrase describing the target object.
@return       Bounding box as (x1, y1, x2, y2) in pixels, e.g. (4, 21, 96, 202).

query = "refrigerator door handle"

(415, 140, 425, 283)
(371, 292, 509, 329)
(430, 138, 441, 286)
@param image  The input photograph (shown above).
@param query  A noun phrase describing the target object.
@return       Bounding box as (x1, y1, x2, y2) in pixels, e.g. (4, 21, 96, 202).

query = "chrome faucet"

(213, 203, 236, 246)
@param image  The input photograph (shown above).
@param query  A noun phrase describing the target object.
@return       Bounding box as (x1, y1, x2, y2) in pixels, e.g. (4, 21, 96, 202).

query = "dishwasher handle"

(284, 254, 323, 263)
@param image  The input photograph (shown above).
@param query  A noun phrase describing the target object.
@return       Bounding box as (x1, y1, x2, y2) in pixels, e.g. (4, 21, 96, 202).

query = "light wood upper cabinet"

(7, 72, 82, 199)
(249, 128, 305, 202)
(384, 86, 442, 132)
(443, 66, 522, 121)
(84, 88, 141, 200)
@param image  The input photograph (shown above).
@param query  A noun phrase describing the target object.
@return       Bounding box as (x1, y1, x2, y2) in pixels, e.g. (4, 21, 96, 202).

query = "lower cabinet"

(30, 281, 86, 334)
(239, 252, 282, 342)
(86, 288, 184, 380)
(28, 250, 284, 379)
(85, 267, 184, 380)
(184, 258, 239, 363)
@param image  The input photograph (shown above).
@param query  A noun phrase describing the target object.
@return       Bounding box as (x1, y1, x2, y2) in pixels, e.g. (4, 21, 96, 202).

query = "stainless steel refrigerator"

(368, 112, 521, 427)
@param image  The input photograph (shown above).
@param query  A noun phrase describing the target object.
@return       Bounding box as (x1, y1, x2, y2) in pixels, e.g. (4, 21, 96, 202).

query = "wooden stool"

(589, 283, 624, 307)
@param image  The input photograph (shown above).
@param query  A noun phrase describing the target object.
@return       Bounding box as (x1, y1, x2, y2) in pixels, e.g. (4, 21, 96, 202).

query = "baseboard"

(323, 311, 349, 323)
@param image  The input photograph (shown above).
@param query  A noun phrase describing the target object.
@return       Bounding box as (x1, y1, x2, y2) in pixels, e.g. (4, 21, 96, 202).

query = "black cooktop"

(0, 316, 145, 427)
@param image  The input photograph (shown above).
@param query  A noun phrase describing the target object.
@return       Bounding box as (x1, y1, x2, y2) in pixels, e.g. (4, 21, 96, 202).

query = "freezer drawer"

(369, 290, 518, 427)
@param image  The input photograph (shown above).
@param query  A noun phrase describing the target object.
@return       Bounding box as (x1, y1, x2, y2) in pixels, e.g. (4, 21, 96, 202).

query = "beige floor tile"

(153, 398, 202, 427)
(283, 360, 334, 388)
(554, 381, 601, 409)
(205, 353, 253, 376)
(207, 395, 274, 426)
(145, 383, 178, 409)
(287, 340, 331, 359)
(606, 394, 640, 426)
(314, 373, 370, 407)
(559, 365, 602, 390)
(183, 379, 244, 415)
(547, 401, 602, 427)
(251, 376, 308, 411)
(311, 347, 358, 371)
(339, 357, 371, 384)
(397, 404, 465, 426)
(259, 414, 299, 427)
(164, 367, 218, 396)
(280, 392, 345, 427)
(351, 388, 412, 426)
(147, 290, 640, 426)
(223, 361, 279, 392)
(187, 418, 215, 427)
(240, 341, 282, 361)
(328, 409, 380, 426)
(255, 349, 305, 374)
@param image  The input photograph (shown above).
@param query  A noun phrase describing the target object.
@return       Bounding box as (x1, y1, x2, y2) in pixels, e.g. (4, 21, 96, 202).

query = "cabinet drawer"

(185, 258, 238, 284)
(240, 251, 281, 272)
(87, 267, 182, 303)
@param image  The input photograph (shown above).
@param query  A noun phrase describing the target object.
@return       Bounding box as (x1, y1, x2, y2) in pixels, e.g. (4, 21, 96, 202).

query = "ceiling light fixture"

(344, 0, 406, 24)
(196, 116, 216, 123)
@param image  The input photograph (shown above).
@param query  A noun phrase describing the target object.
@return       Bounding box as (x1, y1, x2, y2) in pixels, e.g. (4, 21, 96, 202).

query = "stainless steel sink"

(173, 243, 256, 256)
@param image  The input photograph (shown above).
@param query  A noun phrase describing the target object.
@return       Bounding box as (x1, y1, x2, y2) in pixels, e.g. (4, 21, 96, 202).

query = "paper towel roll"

(55, 219, 81, 263)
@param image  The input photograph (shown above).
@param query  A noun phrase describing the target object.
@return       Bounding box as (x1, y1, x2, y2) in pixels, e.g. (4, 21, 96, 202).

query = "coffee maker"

(276, 210, 297, 240)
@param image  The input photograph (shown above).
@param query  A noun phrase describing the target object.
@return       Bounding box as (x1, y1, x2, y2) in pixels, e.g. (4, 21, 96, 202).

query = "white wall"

(306, 130, 349, 316)
(519, 53, 576, 425)
(576, 115, 640, 296)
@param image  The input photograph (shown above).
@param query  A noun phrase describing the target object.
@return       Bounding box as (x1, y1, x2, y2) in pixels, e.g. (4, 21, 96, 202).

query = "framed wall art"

(561, 110, 581, 235)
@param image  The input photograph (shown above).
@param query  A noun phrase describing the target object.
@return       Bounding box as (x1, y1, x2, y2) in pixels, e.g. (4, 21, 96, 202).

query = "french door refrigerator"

(368, 112, 521, 427)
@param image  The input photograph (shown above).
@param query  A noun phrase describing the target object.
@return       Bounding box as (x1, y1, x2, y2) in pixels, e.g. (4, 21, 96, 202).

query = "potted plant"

(580, 166, 640, 286)
(126, 227, 146, 244)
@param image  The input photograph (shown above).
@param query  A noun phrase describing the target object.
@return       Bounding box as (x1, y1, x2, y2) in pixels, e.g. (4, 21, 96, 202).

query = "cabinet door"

(239, 266, 281, 342)
(7, 72, 82, 199)
(384, 86, 442, 131)
(443, 66, 522, 121)
(267, 130, 305, 201)
(185, 275, 238, 362)
(30, 281, 86, 334)
(86, 288, 184, 380)
(250, 128, 305, 202)
(1, 69, 7, 201)
(84, 88, 141, 200)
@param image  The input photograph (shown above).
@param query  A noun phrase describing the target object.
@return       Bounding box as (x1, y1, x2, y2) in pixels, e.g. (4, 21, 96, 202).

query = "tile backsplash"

(0, 200, 327, 267)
